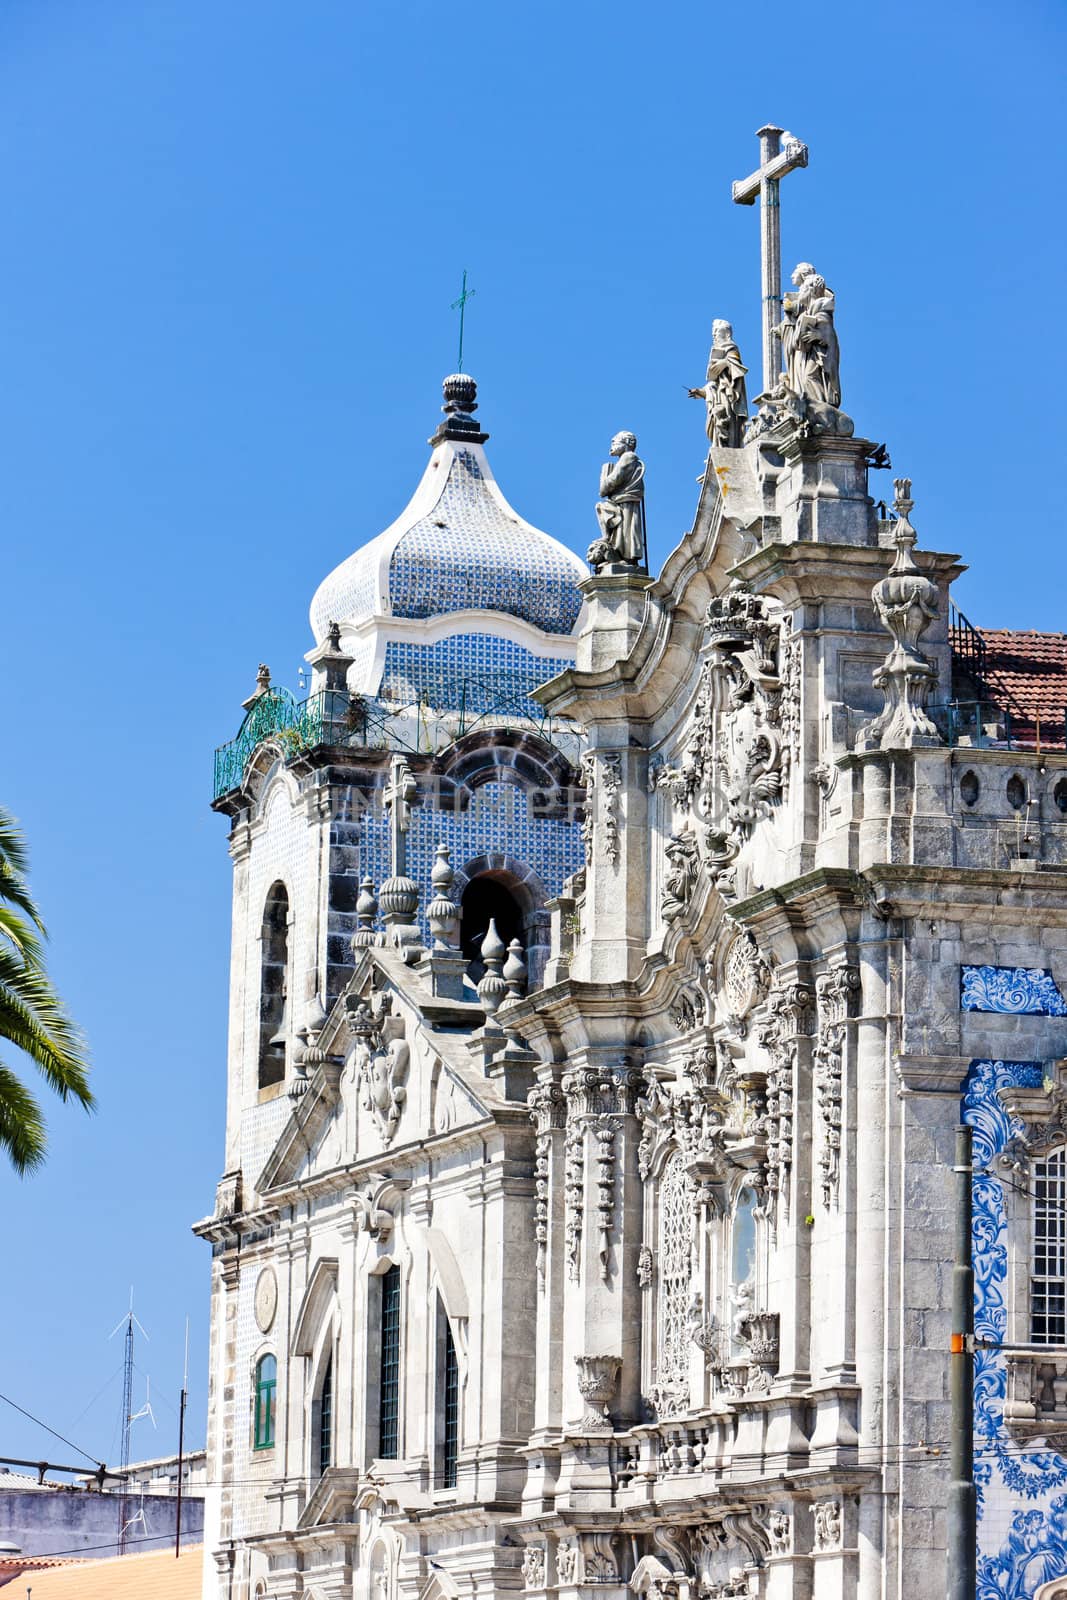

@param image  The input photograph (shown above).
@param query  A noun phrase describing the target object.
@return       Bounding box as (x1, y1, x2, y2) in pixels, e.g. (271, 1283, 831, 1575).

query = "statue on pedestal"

(777, 261, 841, 408)
(689, 320, 748, 447)
(588, 431, 646, 570)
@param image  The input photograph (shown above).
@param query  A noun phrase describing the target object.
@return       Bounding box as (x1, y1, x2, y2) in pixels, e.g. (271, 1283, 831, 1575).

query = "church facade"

(197, 172, 1067, 1600)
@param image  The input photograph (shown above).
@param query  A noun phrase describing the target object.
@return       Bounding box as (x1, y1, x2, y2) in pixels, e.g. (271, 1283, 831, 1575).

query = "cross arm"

(732, 140, 809, 206)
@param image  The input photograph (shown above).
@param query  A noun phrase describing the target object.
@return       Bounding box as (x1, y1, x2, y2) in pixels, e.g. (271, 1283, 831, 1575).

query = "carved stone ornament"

(812, 1499, 842, 1551)
(575, 1353, 622, 1430)
(813, 966, 859, 1209)
(589, 431, 646, 570)
(662, 829, 701, 923)
(556, 1538, 580, 1586)
(522, 1546, 547, 1590)
(581, 753, 621, 867)
(768, 1508, 791, 1557)
(254, 1267, 278, 1333)
(755, 981, 814, 1226)
(721, 930, 771, 1024)
(528, 1083, 566, 1286)
(858, 480, 942, 751)
(348, 993, 410, 1146)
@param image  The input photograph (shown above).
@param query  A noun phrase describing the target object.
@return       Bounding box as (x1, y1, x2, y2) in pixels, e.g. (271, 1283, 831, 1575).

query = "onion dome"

(307, 376, 585, 711)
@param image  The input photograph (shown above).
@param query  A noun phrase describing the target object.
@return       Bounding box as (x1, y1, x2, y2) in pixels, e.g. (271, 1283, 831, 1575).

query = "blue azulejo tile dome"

(308, 376, 586, 713)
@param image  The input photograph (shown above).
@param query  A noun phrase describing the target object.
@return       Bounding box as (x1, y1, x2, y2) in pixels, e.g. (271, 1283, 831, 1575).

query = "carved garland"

(755, 981, 814, 1225)
(813, 966, 859, 1208)
(528, 1083, 566, 1286)
(593, 1115, 618, 1281)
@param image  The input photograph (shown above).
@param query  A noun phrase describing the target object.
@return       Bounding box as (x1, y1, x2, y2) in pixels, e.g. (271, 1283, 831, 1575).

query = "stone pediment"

(256, 952, 510, 1197)
(296, 1465, 362, 1529)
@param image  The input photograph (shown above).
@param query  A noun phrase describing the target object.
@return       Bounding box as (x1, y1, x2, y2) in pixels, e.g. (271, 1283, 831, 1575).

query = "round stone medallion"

(721, 932, 769, 1019)
(254, 1267, 278, 1333)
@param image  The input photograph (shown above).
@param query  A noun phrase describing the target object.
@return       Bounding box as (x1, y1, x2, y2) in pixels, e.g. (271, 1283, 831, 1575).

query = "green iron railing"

(212, 678, 581, 801)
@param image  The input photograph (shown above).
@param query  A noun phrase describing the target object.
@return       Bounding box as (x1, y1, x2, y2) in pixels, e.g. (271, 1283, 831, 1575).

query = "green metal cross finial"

(450, 269, 476, 373)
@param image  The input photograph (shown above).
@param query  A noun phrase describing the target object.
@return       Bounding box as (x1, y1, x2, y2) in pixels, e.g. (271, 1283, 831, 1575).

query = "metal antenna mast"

(109, 1289, 149, 1556)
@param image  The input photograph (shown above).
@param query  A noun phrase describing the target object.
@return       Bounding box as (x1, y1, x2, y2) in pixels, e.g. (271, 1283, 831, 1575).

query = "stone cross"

(383, 755, 417, 880)
(732, 125, 809, 395)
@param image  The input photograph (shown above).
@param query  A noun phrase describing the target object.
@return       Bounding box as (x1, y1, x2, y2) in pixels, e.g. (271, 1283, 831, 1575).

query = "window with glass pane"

(1033, 1149, 1067, 1344)
(318, 1356, 333, 1478)
(379, 1266, 401, 1459)
(443, 1319, 459, 1488)
(254, 1354, 277, 1450)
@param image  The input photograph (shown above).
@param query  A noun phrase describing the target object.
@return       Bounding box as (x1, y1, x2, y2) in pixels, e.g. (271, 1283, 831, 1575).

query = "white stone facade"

(198, 354, 1067, 1598)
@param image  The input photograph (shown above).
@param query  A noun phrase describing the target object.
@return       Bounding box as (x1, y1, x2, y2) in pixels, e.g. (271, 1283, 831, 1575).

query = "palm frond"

(0, 1061, 47, 1174)
(0, 808, 46, 934)
(0, 905, 45, 964)
(0, 950, 92, 1108)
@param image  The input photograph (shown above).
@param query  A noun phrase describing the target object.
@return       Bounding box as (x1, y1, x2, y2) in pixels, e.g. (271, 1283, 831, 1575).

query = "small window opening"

(960, 770, 979, 807)
(254, 1354, 277, 1450)
(379, 1266, 401, 1459)
(259, 883, 290, 1088)
(318, 1355, 333, 1478)
(1007, 774, 1027, 811)
(1055, 778, 1067, 815)
(443, 1319, 459, 1488)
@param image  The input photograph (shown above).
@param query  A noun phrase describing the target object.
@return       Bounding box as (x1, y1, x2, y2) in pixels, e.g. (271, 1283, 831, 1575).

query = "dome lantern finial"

(430, 373, 490, 447)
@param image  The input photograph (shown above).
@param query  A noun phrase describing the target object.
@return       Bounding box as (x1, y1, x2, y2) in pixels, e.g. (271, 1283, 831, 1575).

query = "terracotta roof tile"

(976, 628, 1067, 743)
(5, 1544, 203, 1598)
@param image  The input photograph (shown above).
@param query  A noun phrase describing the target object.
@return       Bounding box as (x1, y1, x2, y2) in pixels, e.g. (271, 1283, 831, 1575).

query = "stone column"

(524, 1073, 568, 1515)
(555, 1063, 643, 1503)
(853, 926, 893, 1599)
(571, 744, 650, 985)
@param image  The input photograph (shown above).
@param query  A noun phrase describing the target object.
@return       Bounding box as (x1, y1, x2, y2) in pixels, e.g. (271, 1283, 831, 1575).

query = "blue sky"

(1, 0, 1065, 1475)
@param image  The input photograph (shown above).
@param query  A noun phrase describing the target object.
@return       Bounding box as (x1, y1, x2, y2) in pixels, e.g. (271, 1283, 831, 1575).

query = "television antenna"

(108, 1289, 149, 1556)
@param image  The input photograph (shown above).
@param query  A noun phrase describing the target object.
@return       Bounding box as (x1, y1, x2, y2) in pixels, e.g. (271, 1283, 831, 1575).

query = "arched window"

(317, 1355, 333, 1478)
(259, 883, 290, 1089)
(1032, 1149, 1067, 1345)
(730, 1186, 758, 1354)
(441, 1312, 460, 1484)
(656, 1151, 692, 1397)
(460, 877, 523, 974)
(378, 1265, 402, 1459)
(253, 1354, 277, 1450)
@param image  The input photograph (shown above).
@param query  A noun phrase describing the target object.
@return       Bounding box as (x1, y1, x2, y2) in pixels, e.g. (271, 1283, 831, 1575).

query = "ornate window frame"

(997, 1065, 1067, 1448)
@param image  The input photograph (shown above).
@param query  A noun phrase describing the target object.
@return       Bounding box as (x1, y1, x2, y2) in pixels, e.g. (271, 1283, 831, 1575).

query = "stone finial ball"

(442, 373, 478, 415)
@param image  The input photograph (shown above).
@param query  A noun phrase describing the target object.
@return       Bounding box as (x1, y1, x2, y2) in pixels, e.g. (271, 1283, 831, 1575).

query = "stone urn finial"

(858, 478, 943, 751)
(351, 877, 379, 952)
(477, 920, 508, 1025)
(503, 938, 528, 999)
(574, 1354, 622, 1430)
(427, 845, 460, 950)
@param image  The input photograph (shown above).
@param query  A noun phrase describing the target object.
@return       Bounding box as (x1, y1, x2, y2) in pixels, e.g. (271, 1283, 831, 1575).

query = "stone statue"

(689, 320, 748, 447)
(589, 432, 646, 569)
(777, 262, 841, 408)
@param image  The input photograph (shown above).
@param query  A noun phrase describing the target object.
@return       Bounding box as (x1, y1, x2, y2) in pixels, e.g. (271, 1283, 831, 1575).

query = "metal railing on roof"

(928, 700, 1067, 751)
(212, 681, 582, 801)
